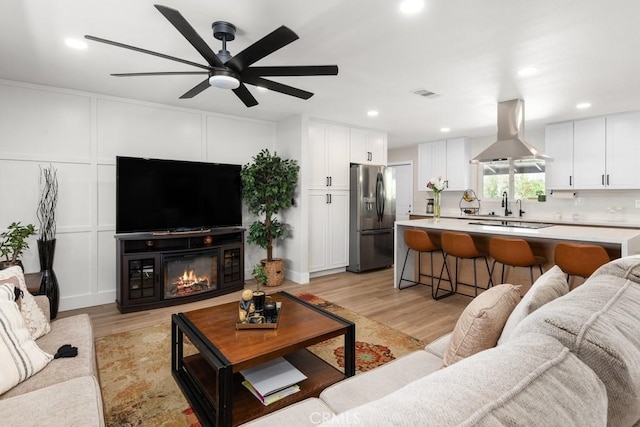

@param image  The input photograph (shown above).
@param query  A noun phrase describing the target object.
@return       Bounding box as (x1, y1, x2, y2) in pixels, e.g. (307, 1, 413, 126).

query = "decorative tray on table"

(236, 307, 282, 330)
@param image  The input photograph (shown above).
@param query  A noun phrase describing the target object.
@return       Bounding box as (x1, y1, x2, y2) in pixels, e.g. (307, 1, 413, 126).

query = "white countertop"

(396, 218, 640, 247)
(409, 213, 640, 229)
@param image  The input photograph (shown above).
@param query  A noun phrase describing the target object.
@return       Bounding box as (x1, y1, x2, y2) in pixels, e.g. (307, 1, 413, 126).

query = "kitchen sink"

(468, 220, 554, 229)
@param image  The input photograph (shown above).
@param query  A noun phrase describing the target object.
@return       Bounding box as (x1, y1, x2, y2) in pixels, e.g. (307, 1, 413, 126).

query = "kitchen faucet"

(516, 199, 525, 217)
(502, 191, 512, 216)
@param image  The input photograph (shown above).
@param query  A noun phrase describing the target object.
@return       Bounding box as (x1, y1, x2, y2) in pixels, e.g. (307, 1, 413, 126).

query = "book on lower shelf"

(240, 357, 307, 405)
(242, 380, 300, 406)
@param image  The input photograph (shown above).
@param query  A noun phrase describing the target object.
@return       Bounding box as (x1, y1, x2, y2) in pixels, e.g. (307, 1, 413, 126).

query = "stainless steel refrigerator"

(347, 164, 396, 273)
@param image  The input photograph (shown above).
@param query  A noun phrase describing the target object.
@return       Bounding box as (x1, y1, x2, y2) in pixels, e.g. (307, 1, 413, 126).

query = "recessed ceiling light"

(367, 110, 379, 117)
(65, 38, 88, 50)
(576, 102, 592, 109)
(399, 0, 425, 14)
(517, 67, 538, 77)
(256, 86, 269, 92)
(440, 127, 451, 133)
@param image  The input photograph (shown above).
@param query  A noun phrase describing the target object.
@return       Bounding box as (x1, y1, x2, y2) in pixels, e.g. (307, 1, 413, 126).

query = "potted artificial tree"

(241, 149, 299, 287)
(0, 221, 36, 270)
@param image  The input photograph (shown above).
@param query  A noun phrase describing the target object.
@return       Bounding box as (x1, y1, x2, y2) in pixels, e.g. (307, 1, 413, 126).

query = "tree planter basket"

(262, 259, 284, 287)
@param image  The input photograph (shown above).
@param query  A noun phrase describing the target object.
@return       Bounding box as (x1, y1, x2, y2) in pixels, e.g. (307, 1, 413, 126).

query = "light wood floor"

(60, 268, 472, 343)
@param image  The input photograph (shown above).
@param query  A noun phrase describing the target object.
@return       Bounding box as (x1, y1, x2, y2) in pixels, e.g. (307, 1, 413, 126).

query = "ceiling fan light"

(209, 74, 240, 89)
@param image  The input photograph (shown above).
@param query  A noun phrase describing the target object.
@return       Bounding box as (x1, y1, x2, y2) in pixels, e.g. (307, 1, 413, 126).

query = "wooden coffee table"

(171, 291, 356, 426)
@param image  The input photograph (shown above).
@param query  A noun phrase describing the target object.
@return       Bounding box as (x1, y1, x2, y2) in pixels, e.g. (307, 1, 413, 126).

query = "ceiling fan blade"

(243, 76, 313, 100)
(112, 71, 209, 77)
(226, 26, 299, 72)
(179, 78, 211, 99)
(154, 5, 225, 68)
(232, 84, 259, 107)
(85, 35, 210, 70)
(244, 65, 339, 77)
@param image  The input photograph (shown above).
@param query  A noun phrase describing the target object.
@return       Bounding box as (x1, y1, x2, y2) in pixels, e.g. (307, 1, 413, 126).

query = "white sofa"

(0, 296, 105, 426)
(242, 256, 640, 426)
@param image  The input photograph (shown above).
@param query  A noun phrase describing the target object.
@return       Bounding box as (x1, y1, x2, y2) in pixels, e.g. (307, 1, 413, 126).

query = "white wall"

(274, 115, 309, 284)
(0, 79, 278, 311)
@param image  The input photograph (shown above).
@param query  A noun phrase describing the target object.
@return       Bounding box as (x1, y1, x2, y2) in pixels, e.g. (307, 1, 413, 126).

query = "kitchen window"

(482, 159, 545, 200)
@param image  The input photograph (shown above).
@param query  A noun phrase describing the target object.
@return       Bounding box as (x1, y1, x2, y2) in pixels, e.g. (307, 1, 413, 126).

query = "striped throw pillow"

(0, 282, 53, 395)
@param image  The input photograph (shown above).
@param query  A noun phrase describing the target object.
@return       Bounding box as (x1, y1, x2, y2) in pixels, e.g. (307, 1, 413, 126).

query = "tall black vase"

(38, 239, 59, 319)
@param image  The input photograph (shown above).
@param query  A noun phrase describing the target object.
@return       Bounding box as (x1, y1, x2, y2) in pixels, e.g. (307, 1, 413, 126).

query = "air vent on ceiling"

(411, 88, 439, 98)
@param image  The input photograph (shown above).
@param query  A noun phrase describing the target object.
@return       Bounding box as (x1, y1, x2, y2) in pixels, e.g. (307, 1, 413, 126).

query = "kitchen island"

(394, 218, 640, 293)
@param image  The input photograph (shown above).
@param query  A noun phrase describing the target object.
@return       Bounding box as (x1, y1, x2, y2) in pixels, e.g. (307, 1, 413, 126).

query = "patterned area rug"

(95, 293, 426, 426)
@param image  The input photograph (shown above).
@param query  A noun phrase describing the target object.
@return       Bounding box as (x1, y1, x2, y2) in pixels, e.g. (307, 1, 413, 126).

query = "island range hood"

(470, 99, 550, 163)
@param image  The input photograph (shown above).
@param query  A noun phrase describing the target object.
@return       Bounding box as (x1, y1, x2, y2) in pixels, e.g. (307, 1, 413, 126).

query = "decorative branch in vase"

(427, 176, 446, 222)
(36, 164, 60, 319)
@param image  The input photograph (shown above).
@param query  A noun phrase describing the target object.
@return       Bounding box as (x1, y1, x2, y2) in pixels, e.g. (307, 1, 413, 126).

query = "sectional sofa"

(0, 267, 104, 426)
(242, 256, 640, 426)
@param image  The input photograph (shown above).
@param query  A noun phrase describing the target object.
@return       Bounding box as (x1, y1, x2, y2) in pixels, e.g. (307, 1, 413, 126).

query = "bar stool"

(489, 237, 545, 285)
(398, 229, 454, 299)
(554, 242, 610, 281)
(440, 231, 493, 297)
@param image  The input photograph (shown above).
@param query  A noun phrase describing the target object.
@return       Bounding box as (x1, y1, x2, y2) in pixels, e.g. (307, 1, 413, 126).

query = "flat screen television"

(116, 156, 242, 234)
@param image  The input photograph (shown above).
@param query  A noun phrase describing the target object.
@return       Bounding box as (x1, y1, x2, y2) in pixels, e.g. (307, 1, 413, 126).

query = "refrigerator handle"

(376, 172, 385, 222)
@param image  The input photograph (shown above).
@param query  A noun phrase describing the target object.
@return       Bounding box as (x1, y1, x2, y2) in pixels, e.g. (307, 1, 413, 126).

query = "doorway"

(388, 162, 413, 221)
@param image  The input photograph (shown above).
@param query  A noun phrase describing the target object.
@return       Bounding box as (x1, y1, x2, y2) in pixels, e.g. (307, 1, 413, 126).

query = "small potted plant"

(251, 264, 268, 312)
(0, 221, 37, 270)
(252, 264, 268, 292)
(241, 149, 299, 287)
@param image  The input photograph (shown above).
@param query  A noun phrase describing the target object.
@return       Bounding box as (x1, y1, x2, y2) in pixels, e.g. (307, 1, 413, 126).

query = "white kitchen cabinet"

(418, 137, 470, 191)
(573, 116, 606, 189)
(350, 128, 387, 165)
(545, 121, 574, 189)
(445, 137, 471, 190)
(606, 111, 640, 189)
(308, 190, 349, 272)
(308, 122, 350, 190)
(419, 139, 446, 190)
(545, 114, 640, 190)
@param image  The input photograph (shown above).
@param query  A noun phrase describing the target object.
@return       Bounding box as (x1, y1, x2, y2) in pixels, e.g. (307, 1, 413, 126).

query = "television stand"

(115, 227, 245, 313)
(151, 228, 212, 236)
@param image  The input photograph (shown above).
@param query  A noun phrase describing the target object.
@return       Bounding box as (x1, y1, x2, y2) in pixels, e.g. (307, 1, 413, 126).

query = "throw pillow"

(442, 284, 521, 367)
(0, 282, 53, 395)
(0, 266, 50, 339)
(497, 265, 569, 345)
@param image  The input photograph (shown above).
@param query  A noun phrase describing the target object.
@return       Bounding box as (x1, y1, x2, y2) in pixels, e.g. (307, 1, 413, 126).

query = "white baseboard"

(309, 267, 347, 279)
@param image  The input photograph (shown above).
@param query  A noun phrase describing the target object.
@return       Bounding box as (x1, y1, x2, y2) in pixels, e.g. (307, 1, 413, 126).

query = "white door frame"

(388, 161, 414, 219)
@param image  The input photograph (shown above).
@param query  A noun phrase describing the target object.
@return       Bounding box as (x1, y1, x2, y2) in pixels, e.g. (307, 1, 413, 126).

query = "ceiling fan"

(84, 4, 338, 107)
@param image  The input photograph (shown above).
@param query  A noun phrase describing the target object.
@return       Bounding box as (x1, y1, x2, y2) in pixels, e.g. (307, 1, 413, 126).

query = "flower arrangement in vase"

(426, 176, 447, 222)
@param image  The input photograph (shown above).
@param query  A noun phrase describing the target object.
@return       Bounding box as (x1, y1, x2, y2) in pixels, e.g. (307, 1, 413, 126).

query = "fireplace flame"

(183, 269, 198, 283)
(175, 269, 208, 289)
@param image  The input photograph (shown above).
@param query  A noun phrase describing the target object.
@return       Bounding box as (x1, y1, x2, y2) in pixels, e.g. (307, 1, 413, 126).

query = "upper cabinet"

(573, 116, 606, 189)
(308, 121, 350, 190)
(605, 111, 640, 189)
(418, 137, 471, 191)
(545, 121, 574, 189)
(545, 112, 640, 190)
(350, 128, 387, 165)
